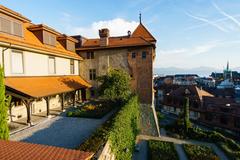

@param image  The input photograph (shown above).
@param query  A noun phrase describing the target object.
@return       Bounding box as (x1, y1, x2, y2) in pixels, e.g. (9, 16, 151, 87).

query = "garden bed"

(183, 144, 219, 160)
(67, 100, 116, 118)
(165, 122, 240, 160)
(148, 140, 179, 160)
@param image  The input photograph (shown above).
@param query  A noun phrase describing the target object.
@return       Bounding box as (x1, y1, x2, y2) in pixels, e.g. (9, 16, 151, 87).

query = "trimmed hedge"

(148, 140, 178, 160)
(183, 144, 219, 160)
(78, 113, 115, 152)
(108, 96, 140, 160)
(67, 101, 115, 119)
(188, 128, 240, 160)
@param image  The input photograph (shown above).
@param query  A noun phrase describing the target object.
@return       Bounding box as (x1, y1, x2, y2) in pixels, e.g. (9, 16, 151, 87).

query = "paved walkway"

(10, 111, 114, 149)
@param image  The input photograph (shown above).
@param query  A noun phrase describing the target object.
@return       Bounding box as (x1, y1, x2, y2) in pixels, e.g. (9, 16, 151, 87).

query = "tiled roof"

(170, 85, 214, 100)
(76, 23, 156, 51)
(0, 5, 81, 60)
(131, 23, 156, 42)
(5, 76, 91, 98)
(77, 36, 152, 51)
(0, 140, 93, 160)
(0, 5, 30, 22)
(0, 23, 82, 60)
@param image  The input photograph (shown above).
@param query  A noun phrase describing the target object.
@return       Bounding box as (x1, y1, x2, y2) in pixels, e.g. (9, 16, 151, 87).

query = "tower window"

(132, 52, 136, 58)
(142, 51, 147, 59)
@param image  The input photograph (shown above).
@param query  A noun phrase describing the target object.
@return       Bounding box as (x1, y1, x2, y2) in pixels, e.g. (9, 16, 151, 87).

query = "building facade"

(0, 5, 90, 124)
(74, 24, 156, 104)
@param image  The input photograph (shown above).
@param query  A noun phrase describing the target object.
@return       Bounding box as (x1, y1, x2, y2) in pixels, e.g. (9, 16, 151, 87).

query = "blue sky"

(2, 0, 240, 70)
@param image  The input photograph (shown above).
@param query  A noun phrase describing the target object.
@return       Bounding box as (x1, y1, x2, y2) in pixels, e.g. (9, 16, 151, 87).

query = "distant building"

(173, 74, 198, 85)
(159, 85, 240, 133)
(196, 77, 215, 88)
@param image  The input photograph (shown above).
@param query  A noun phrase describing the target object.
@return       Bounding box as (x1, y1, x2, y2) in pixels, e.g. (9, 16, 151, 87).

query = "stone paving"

(10, 110, 114, 149)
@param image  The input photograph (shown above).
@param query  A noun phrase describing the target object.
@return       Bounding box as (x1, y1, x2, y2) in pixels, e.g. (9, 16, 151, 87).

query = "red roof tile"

(76, 23, 156, 51)
(77, 36, 152, 51)
(0, 140, 93, 160)
(131, 23, 156, 42)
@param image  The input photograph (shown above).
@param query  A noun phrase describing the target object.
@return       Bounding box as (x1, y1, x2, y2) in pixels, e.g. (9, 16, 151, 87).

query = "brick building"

(74, 23, 156, 104)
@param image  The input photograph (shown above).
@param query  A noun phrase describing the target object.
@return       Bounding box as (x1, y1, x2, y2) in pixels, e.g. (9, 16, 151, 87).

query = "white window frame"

(70, 59, 74, 74)
(10, 50, 24, 74)
(48, 56, 56, 74)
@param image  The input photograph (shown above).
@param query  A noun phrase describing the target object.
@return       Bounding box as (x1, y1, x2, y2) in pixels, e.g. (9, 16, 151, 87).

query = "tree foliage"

(0, 67, 10, 140)
(184, 97, 191, 134)
(97, 69, 131, 101)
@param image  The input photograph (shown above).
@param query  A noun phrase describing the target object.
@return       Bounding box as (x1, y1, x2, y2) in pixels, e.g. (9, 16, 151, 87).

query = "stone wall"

(98, 141, 115, 160)
(78, 46, 154, 104)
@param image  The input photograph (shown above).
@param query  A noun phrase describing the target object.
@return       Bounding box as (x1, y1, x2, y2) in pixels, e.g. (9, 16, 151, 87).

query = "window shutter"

(13, 22, 23, 37)
(0, 17, 11, 34)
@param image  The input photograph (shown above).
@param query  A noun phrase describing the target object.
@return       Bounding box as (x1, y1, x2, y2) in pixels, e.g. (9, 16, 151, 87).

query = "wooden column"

(81, 89, 86, 102)
(44, 97, 50, 116)
(23, 100, 33, 125)
(61, 93, 65, 111)
(73, 91, 76, 107)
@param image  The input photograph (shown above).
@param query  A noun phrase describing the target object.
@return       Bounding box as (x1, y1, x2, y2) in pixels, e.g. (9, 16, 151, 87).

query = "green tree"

(183, 97, 191, 134)
(97, 69, 131, 101)
(0, 67, 10, 140)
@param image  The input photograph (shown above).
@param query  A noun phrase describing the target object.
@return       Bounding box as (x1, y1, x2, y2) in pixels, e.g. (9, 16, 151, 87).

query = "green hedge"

(148, 140, 179, 160)
(108, 96, 140, 160)
(183, 144, 219, 160)
(78, 114, 115, 152)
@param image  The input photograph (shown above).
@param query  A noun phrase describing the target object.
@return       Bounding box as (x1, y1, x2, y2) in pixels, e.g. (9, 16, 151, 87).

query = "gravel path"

(10, 111, 114, 149)
(132, 140, 148, 160)
(175, 144, 188, 160)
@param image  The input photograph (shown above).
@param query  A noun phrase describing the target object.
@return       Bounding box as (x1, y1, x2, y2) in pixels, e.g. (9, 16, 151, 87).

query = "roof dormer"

(57, 34, 78, 52)
(28, 24, 60, 46)
(0, 5, 30, 38)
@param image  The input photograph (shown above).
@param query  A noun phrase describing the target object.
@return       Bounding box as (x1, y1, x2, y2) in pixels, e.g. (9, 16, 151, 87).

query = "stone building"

(74, 23, 156, 104)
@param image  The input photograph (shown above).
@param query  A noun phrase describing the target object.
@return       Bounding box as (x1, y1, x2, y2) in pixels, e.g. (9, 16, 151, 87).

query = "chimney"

(99, 28, 109, 47)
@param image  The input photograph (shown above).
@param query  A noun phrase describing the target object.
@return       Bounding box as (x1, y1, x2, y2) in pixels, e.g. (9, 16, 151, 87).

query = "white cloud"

(212, 2, 240, 28)
(159, 40, 240, 57)
(68, 18, 139, 38)
(185, 11, 228, 32)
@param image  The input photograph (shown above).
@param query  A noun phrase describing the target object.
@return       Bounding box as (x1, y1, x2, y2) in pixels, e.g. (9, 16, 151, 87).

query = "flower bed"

(183, 144, 219, 160)
(67, 100, 116, 118)
(148, 140, 179, 160)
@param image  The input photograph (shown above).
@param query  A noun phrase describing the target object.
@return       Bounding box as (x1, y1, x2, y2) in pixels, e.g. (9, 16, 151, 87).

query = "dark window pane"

(132, 52, 136, 58)
(91, 52, 94, 59)
(142, 51, 147, 59)
(87, 52, 91, 59)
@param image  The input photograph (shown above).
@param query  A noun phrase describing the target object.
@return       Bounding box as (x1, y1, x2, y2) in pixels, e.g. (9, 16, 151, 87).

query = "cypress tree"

(184, 97, 191, 134)
(0, 67, 9, 140)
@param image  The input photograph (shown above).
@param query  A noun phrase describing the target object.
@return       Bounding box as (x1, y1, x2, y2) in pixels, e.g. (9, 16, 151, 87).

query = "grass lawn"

(148, 140, 179, 160)
(183, 144, 219, 160)
(67, 100, 116, 118)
